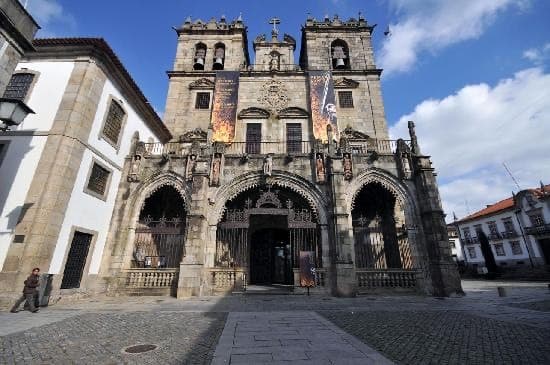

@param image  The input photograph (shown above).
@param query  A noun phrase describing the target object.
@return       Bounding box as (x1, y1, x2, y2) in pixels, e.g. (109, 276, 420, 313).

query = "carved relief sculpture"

(186, 154, 197, 181)
(315, 153, 326, 184)
(343, 153, 353, 180)
(210, 153, 222, 186)
(263, 154, 273, 176)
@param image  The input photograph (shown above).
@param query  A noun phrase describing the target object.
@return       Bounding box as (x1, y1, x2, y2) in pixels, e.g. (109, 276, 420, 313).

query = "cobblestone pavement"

(0, 311, 226, 364)
(0, 280, 549, 364)
(321, 311, 550, 365)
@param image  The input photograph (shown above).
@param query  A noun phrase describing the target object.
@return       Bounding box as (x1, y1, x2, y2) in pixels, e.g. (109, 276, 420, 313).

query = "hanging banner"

(211, 71, 240, 143)
(299, 251, 316, 287)
(308, 70, 339, 142)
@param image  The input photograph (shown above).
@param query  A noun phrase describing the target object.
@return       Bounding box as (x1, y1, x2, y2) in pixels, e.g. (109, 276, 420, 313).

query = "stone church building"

(0, 14, 462, 302)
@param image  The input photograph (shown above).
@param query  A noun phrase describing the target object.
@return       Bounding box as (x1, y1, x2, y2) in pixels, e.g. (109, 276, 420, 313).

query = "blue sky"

(25, 0, 550, 221)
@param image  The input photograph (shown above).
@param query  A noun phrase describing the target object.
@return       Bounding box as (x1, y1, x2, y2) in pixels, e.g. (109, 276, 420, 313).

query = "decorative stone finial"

(408, 120, 421, 154)
(185, 16, 192, 24)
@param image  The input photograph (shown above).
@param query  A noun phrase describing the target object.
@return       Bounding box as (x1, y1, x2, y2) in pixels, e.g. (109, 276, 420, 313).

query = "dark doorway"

(61, 231, 93, 289)
(539, 239, 550, 264)
(250, 227, 292, 285)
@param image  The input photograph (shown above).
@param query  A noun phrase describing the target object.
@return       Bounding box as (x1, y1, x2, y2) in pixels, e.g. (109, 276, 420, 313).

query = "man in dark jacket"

(10, 268, 41, 313)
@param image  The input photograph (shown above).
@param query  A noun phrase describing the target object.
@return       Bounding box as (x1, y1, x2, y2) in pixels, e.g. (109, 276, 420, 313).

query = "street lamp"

(0, 97, 35, 131)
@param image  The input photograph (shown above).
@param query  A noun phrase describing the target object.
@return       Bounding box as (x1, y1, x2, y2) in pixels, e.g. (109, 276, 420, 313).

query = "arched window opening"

(331, 39, 350, 70)
(352, 183, 412, 269)
(193, 43, 207, 70)
(133, 185, 187, 268)
(213, 43, 225, 70)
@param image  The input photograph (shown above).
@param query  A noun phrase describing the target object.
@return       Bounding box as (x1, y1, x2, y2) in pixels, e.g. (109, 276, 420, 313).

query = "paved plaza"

(0, 280, 549, 364)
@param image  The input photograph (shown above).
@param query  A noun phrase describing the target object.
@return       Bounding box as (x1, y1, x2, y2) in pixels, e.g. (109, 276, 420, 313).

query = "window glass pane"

(246, 124, 261, 154)
(286, 123, 302, 154)
(3, 73, 34, 100)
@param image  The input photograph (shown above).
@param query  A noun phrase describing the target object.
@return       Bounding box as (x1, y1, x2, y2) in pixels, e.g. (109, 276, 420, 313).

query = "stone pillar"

(0, 60, 107, 293)
(328, 156, 357, 297)
(411, 154, 463, 296)
(177, 163, 209, 298)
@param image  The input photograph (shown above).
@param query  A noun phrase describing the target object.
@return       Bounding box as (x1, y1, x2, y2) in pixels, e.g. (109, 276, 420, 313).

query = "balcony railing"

(225, 141, 313, 155)
(463, 237, 479, 245)
(349, 140, 411, 155)
(524, 224, 550, 236)
(243, 63, 302, 72)
(487, 232, 501, 240)
(500, 230, 520, 239)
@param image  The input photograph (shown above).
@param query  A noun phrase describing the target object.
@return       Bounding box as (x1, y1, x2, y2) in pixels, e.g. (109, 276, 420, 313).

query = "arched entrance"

(352, 182, 412, 269)
(215, 185, 320, 288)
(132, 185, 187, 269)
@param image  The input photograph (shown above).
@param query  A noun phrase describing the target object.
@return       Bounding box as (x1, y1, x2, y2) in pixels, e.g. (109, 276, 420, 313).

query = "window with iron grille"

(529, 213, 545, 227)
(102, 100, 125, 145)
(338, 91, 354, 108)
(3, 73, 35, 100)
(286, 123, 302, 154)
(502, 218, 515, 232)
(246, 123, 261, 154)
(195, 92, 211, 109)
(510, 241, 522, 255)
(487, 221, 498, 235)
(493, 243, 505, 256)
(86, 162, 110, 196)
(60, 231, 92, 289)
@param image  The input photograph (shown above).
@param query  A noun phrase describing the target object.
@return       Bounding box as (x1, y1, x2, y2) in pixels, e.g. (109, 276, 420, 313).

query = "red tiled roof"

(29, 38, 172, 142)
(456, 183, 550, 223)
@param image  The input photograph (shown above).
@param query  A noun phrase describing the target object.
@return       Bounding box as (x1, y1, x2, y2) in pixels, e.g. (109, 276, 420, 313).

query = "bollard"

(497, 286, 507, 297)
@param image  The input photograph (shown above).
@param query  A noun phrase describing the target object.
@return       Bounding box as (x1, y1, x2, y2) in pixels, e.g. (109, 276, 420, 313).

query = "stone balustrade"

(210, 268, 247, 292)
(356, 269, 418, 291)
(124, 268, 178, 288)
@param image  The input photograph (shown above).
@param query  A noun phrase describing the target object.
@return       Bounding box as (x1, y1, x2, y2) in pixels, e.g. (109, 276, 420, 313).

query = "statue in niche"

(128, 154, 142, 182)
(210, 153, 222, 186)
(401, 153, 411, 178)
(185, 154, 197, 181)
(263, 154, 273, 176)
(343, 153, 353, 180)
(315, 153, 326, 183)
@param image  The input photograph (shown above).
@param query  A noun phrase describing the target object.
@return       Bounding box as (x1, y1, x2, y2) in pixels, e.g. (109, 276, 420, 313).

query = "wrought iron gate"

(61, 231, 93, 289)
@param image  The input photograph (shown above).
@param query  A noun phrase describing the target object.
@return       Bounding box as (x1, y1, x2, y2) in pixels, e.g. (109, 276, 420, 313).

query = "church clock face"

(258, 79, 289, 112)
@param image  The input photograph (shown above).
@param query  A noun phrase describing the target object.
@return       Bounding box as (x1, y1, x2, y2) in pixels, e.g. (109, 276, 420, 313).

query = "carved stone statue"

(128, 154, 142, 182)
(263, 154, 273, 176)
(186, 154, 197, 181)
(210, 153, 222, 186)
(343, 153, 353, 180)
(315, 153, 326, 183)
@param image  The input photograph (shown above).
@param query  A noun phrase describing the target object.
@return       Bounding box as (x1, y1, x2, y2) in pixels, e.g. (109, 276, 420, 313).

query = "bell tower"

(164, 15, 250, 137)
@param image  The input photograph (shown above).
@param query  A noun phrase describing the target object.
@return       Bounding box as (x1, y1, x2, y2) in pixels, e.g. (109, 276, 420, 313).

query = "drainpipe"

(514, 210, 535, 268)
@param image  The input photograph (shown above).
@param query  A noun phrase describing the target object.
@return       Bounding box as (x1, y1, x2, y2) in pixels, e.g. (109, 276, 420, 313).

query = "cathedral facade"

(103, 14, 462, 298)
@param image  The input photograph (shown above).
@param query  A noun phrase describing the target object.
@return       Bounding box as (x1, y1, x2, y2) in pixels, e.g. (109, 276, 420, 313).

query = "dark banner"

(211, 71, 240, 143)
(308, 70, 339, 142)
(299, 251, 316, 287)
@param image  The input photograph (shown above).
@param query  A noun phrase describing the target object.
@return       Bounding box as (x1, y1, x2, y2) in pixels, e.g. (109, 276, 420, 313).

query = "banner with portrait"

(308, 70, 339, 142)
(211, 71, 240, 142)
(299, 251, 316, 287)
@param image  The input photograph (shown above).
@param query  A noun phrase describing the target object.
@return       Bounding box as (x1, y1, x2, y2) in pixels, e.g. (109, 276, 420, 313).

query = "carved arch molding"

(135, 172, 191, 214)
(211, 172, 330, 225)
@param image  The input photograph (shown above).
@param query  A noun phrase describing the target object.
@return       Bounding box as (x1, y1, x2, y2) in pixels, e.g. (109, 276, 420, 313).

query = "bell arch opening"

(214, 185, 321, 286)
(133, 185, 187, 268)
(352, 182, 413, 270)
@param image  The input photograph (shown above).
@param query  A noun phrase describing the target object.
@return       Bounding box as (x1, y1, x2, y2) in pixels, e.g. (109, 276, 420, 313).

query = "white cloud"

(523, 42, 550, 65)
(379, 0, 529, 75)
(389, 67, 550, 221)
(26, 0, 76, 37)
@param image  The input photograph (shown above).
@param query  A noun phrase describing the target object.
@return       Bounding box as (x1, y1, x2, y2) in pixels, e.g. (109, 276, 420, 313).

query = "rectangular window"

(462, 227, 471, 239)
(246, 123, 261, 154)
(0, 142, 8, 169)
(502, 218, 515, 232)
(102, 100, 125, 145)
(487, 221, 498, 235)
(529, 213, 545, 227)
(286, 123, 302, 154)
(195, 92, 211, 109)
(3, 73, 34, 100)
(338, 91, 354, 108)
(468, 247, 476, 259)
(86, 162, 110, 197)
(494, 243, 505, 256)
(449, 240, 456, 249)
(510, 241, 522, 255)
(60, 231, 93, 289)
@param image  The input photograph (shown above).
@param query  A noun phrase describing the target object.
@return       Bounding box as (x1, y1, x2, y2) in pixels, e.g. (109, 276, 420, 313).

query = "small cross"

(269, 17, 281, 34)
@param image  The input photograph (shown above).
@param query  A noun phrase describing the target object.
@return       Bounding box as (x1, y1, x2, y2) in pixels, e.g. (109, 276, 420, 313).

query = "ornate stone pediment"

(333, 77, 359, 89)
(179, 128, 207, 142)
(189, 78, 215, 90)
(258, 79, 289, 112)
(238, 107, 271, 119)
(277, 107, 309, 119)
(341, 126, 370, 140)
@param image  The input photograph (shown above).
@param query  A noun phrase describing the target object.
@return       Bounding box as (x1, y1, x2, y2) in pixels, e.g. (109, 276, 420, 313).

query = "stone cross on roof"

(269, 17, 281, 36)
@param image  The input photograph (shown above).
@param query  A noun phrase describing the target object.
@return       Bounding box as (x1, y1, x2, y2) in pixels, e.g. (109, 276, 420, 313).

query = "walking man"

(10, 268, 41, 313)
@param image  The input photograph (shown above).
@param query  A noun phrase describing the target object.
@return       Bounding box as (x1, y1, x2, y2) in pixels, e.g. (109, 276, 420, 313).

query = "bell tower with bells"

(299, 13, 377, 71)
